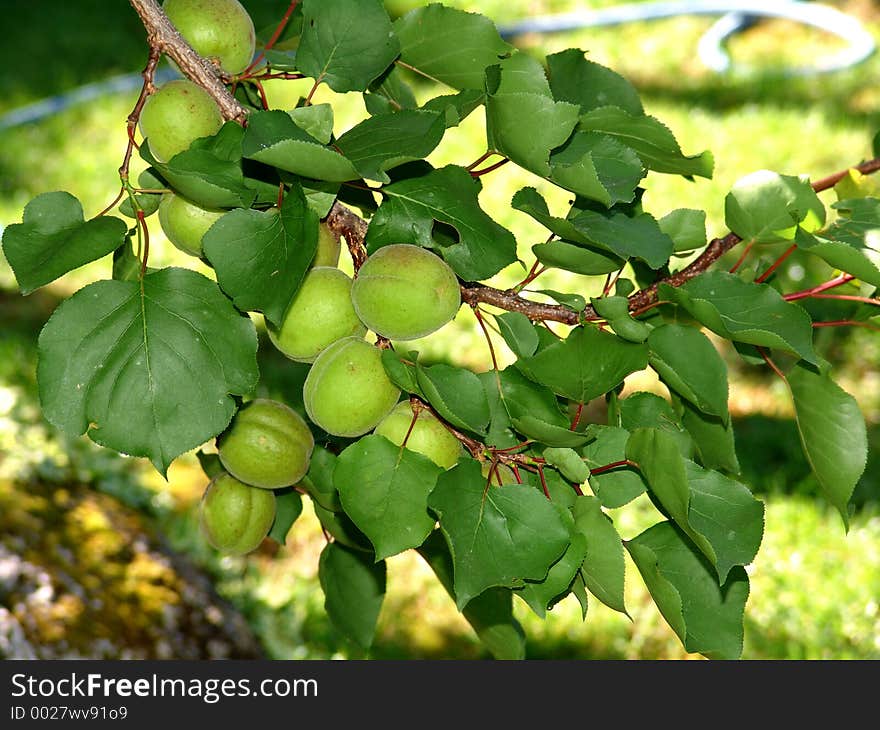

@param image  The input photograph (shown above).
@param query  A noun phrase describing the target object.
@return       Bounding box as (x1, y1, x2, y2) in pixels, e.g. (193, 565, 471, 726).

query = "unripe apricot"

(314, 222, 342, 268)
(139, 79, 223, 162)
(373, 402, 462, 469)
(198, 472, 276, 555)
(163, 0, 256, 75)
(218, 399, 314, 489)
(158, 192, 224, 257)
(350, 244, 461, 340)
(303, 337, 400, 437)
(268, 267, 366, 363)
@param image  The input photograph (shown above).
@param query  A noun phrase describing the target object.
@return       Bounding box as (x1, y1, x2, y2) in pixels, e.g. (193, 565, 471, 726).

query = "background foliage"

(0, 0, 879, 659)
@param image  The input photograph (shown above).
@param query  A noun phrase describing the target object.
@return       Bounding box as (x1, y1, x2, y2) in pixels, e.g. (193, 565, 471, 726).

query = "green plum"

(157, 192, 224, 257)
(373, 401, 462, 469)
(268, 267, 366, 362)
(163, 0, 256, 75)
(303, 337, 400, 437)
(138, 79, 223, 162)
(218, 398, 314, 489)
(314, 221, 342, 268)
(198, 472, 276, 555)
(351, 244, 461, 340)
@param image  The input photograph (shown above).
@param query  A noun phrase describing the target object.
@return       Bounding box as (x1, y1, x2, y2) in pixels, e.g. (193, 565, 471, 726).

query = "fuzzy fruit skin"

(303, 337, 400, 437)
(139, 80, 223, 162)
(198, 472, 276, 555)
(314, 222, 341, 268)
(268, 267, 366, 363)
(351, 244, 461, 340)
(163, 0, 256, 75)
(158, 192, 224, 257)
(373, 402, 462, 469)
(218, 399, 314, 489)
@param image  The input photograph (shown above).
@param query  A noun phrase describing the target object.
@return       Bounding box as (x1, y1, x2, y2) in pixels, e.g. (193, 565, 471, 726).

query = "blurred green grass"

(1, 0, 879, 659)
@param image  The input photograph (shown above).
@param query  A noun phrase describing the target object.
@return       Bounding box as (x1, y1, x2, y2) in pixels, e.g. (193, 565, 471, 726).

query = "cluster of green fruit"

(139, 0, 255, 256)
(201, 242, 466, 555)
(154, 0, 469, 556)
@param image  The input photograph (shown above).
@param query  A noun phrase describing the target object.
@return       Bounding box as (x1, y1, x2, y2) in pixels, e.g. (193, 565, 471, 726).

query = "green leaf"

(512, 187, 668, 267)
(826, 197, 880, 247)
(318, 542, 386, 650)
(416, 363, 490, 435)
(494, 312, 540, 359)
(394, 4, 513, 90)
(477, 371, 518, 450)
(380, 349, 423, 397)
(627, 428, 764, 582)
(547, 49, 643, 116)
(365, 165, 518, 280)
(572, 496, 627, 615)
(418, 530, 525, 660)
(296, 0, 399, 93)
(242, 110, 359, 182)
(312, 502, 372, 553)
(288, 103, 334, 144)
(37, 268, 259, 475)
(531, 241, 623, 276)
(659, 209, 707, 253)
(268, 488, 303, 544)
(626, 522, 749, 660)
(486, 54, 580, 177)
(202, 183, 318, 327)
(579, 106, 714, 179)
(648, 324, 729, 420)
(497, 367, 590, 448)
(620, 391, 692, 459)
(516, 325, 648, 404)
(724, 170, 825, 243)
(196, 450, 224, 479)
(364, 64, 418, 116)
(591, 296, 651, 343)
(2, 192, 128, 295)
(335, 110, 446, 184)
(678, 398, 741, 473)
(568, 208, 673, 269)
(787, 362, 867, 529)
(543, 447, 589, 484)
(516, 513, 587, 618)
(334, 435, 442, 560)
(427, 459, 570, 608)
(549, 131, 644, 207)
(659, 271, 819, 365)
(581, 425, 647, 508)
(141, 123, 258, 209)
(301, 445, 341, 512)
(794, 228, 880, 288)
(421, 89, 485, 128)
(533, 289, 587, 312)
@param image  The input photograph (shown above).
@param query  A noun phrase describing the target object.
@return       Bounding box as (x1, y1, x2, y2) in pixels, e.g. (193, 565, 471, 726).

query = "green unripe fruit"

(198, 472, 276, 555)
(139, 79, 223, 162)
(218, 399, 314, 489)
(303, 337, 400, 437)
(163, 0, 256, 75)
(158, 192, 224, 257)
(373, 402, 462, 469)
(314, 222, 342, 268)
(351, 244, 461, 340)
(268, 267, 366, 363)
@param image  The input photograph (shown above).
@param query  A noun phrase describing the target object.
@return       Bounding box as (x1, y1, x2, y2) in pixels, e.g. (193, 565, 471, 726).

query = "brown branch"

(323, 202, 369, 272)
(128, 0, 249, 124)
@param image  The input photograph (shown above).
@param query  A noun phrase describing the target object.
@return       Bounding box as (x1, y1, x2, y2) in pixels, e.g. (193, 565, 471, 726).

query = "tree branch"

(128, 0, 248, 124)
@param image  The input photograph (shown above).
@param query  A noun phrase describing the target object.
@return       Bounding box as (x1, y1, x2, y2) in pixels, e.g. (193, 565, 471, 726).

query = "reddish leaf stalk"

(755, 243, 796, 283)
(241, 0, 300, 77)
(589, 459, 639, 476)
(783, 274, 855, 302)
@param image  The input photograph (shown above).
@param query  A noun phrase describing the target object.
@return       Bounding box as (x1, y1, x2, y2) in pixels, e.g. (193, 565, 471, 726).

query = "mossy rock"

(0, 478, 262, 659)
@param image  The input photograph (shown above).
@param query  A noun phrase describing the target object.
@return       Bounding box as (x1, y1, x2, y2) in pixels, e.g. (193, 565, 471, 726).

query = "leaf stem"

(755, 243, 796, 283)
